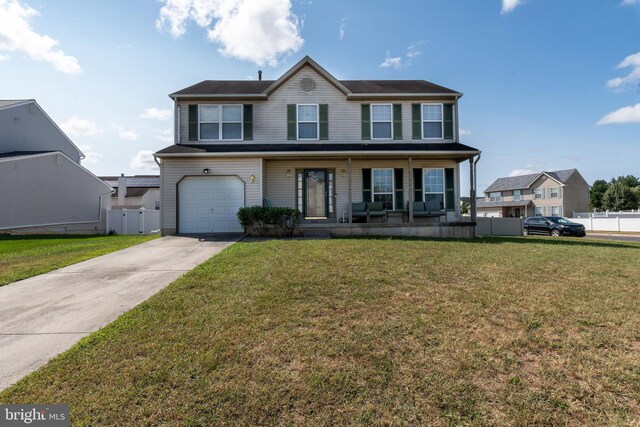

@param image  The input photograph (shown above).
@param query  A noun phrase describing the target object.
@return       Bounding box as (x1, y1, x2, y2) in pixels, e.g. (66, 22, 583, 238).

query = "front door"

(513, 207, 522, 218)
(304, 169, 328, 219)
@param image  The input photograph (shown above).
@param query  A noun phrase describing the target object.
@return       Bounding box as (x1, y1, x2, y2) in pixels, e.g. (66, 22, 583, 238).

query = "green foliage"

(601, 182, 639, 211)
(237, 206, 301, 236)
(590, 180, 609, 210)
(460, 202, 470, 215)
(611, 175, 640, 188)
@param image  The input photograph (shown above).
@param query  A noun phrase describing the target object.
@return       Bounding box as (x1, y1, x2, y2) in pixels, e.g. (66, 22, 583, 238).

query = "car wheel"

(523, 228, 529, 236)
(550, 229, 561, 237)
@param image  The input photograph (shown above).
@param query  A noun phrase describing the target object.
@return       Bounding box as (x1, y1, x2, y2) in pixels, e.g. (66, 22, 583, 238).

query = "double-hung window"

(372, 169, 394, 210)
(424, 168, 445, 208)
(297, 104, 318, 140)
(371, 104, 392, 139)
(550, 187, 559, 198)
(550, 206, 562, 216)
(199, 105, 242, 140)
(534, 188, 543, 199)
(513, 190, 522, 201)
(422, 104, 443, 139)
(535, 206, 544, 216)
(489, 192, 502, 202)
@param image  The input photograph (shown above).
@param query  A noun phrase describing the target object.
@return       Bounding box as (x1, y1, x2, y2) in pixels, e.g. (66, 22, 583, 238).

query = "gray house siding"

(0, 153, 112, 232)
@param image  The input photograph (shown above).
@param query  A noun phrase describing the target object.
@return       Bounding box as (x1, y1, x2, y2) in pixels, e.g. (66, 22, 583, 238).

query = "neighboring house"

(154, 56, 481, 236)
(477, 169, 589, 218)
(0, 99, 112, 234)
(100, 175, 160, 210)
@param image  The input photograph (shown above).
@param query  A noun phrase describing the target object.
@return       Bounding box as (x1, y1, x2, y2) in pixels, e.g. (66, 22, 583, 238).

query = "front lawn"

(0, 235, 158, 286)
(2, 237, 640, 425)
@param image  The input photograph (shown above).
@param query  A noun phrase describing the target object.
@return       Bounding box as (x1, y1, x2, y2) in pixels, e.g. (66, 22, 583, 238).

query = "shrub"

(237, 206, 301, 237)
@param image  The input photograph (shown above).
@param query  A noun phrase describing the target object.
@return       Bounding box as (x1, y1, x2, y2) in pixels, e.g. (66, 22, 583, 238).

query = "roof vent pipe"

(258, 70, 262, 81)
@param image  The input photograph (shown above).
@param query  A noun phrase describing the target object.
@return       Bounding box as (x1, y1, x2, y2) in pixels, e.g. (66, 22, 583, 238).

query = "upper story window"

(371, 104, 392, 139)
(199, 105, 242, 140)
(513, 190, 522, 201)
(489, 192, 502, 202)
(424, 168, 444, 206)
(550, 187, 560, 198)
(297, 104, 319, 140)
(422, 104, 443, 139)
(534, 188, 544, 199)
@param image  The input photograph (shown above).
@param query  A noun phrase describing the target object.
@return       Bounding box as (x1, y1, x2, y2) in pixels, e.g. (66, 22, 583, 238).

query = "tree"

(601, 182, 638, 211)
(460, 201, 470, 215)
(611, 175, 640, 188)
(590, 179, 609, 210)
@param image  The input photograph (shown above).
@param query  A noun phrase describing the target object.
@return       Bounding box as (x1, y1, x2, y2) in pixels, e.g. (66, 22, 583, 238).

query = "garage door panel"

(179, 177, 245, 234)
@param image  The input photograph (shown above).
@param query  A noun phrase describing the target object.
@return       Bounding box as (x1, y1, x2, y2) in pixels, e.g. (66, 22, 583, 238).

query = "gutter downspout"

(471, 152, 482, 226)
(154, 155, 163, 235)
(454, 96, 460, 143)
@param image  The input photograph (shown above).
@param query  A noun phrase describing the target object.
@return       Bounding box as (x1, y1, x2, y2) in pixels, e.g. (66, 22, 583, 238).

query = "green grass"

(0, 235, 158, 286)
(2, 236, 640, 425)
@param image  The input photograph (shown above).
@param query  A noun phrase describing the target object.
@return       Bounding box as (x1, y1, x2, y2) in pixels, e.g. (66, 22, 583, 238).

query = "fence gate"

(106, 209, 160, 235)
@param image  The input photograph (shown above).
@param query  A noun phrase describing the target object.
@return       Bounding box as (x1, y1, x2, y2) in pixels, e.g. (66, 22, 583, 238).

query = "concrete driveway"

(0, 234, 239, 391)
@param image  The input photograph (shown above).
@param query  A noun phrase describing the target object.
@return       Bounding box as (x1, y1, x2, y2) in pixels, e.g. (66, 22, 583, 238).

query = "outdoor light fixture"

(286, 169, 292, 178)
(250, 175, 255, 183)
(341, 169, 346, 177)
(203, 168, 211, 174)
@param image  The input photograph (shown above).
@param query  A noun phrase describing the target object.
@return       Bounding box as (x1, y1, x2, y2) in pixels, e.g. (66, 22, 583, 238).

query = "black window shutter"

(413, 168, 423, 202)
(393, 104, 402, 140)
(319, 104, 329, 140)
(411, 104, 421, 140)
(188, 105, 198, 141)
(362, 168, 372, 202)
(243, 104, 253, 141)
(443, 104, 454, 140)
(287, 104, 296, 140)
(394, 168, 403, 210)
(361, 104, 371, 140)
(445, 168, 455, 211)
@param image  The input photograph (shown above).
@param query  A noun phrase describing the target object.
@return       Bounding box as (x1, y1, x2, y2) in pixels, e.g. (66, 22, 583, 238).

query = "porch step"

(302, 231, 332, 240)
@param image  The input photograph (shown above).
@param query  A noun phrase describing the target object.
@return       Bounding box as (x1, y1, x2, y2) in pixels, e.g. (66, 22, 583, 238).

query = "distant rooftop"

(100, 175, 160, 188)
(485, 169, 578, 193)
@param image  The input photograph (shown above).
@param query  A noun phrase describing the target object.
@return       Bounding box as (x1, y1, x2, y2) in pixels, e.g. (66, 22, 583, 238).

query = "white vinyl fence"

(107, 209, 160, 235)
(569, 217, 640, 232)
(476, 217, 523, 236)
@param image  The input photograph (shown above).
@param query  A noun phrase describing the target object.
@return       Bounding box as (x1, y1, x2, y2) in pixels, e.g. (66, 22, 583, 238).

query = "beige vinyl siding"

(560, 172, 590, 216)
(0, 153, 111, 230)
(177, 65, 456, 144)
(160, 157, 262, 233)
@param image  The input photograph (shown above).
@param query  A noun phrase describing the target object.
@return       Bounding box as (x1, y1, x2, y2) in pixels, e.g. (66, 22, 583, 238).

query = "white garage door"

(179, 176, 244, 233)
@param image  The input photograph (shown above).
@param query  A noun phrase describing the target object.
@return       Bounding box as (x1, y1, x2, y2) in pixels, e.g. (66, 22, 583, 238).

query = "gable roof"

(485, 169, 578, 193)
(169, 56, 461, 99)
(100, 175, 160, 188)
(0, 100, 31, 110)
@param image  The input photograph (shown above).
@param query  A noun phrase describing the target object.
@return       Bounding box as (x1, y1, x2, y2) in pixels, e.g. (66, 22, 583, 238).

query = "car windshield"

(549, 217, 570, 224)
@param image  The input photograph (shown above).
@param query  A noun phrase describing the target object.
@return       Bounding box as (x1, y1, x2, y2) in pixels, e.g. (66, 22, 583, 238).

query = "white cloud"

(112, 125, 139, 141)
(380, 42, 423, 69)
(60, 115, 102, 137)
(77, 144, 101, 165)
(156, 0, 303, 66)
(621, 0, 638, 4)
(339, 17, 347, 41)
(131, 150, 159, 171)
(597, 103, 640, 125)
(501, 0, 523, 14)
(380, 52, 402, 69)
(606, 51, 640, 90)
(0, 0, 81, 73)
(508, 168, 537, 177)
(156, 127, 173, 143)
(0, 53, 8, 60)
(140, 107, 172, 121)
(459, 128, 471, 136)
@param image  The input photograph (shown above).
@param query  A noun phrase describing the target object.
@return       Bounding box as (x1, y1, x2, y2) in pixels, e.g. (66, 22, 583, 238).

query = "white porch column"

(408, 157, 413, 223)
(347, 157, 352, 223)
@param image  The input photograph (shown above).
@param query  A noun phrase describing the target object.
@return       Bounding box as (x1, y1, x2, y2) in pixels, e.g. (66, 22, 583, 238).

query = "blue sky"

(0, 0, 638, 193)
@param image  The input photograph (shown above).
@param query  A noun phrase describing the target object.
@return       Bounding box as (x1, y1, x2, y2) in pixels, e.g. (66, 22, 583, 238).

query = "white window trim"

(423, 167, 446, 209)
(535, 206, 544, 216)
(372, 168, 394, 210)
(489, 191, 503, 202)
(371, 103, 393, 140)
(421, 103, 444, 140)
(198, 104, 243, 142)
(296, 103, 319, 141)
(550, 205, 562, 216)
(534, 188, 543, 199)
(513, 190, 522, 201)
(550, 187, 560, 198)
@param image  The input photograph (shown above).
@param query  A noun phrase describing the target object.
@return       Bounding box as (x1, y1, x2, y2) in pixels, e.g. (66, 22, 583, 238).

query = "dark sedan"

(523, 216, 586, 237)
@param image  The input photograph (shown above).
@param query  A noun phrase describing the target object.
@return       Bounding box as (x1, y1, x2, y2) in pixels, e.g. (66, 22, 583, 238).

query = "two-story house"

(154, 56, 481, 237)
(477, 169, 589, 218)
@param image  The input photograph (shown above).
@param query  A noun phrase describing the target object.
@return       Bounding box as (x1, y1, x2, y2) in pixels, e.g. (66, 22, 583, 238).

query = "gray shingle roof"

(484, 169, 577, 193)
(0, 100, 30, 108)
(477, 200, 533, 208)
(100, 175, 160, 188)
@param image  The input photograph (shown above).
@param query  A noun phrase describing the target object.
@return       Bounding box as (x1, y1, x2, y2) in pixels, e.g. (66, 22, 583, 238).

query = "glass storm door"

(304, 169, 327, 219)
